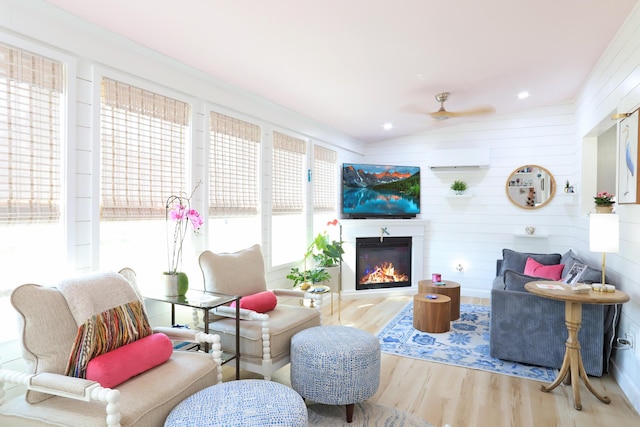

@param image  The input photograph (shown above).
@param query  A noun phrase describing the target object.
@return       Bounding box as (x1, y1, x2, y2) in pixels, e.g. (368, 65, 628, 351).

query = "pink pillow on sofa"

(524, 257, 564, 281)
(86, 333, 173, 388)
(230, 290, 277, 313)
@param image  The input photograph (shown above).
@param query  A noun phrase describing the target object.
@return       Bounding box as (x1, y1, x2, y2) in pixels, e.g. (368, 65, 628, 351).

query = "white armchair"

(0, 269, 222, 427)
(199, 244, 322, 380)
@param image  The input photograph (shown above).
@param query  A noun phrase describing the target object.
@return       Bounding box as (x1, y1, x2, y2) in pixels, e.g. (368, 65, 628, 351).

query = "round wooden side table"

(525, 280, 630, 411)
(418, 279, 461, 320)
(413, 293, 451, 333)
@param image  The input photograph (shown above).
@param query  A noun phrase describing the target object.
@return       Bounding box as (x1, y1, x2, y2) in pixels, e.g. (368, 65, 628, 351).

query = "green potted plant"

(450, 179, 467, 195)
(286, 267, 331, 289)
(287, 221, 344, 289)
(308, 231, 344, 267)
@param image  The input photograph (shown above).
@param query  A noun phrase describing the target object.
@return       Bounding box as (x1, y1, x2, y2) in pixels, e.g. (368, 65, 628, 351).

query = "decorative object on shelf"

(525, 226, 536, 235)
(593, 191, 615, 213)
(286, 219, 343, 289)
(450, 179, 467, 195)
(589, 213, 619, 286)
(164, 183, 203, 296)
(564, 180, 575, 193)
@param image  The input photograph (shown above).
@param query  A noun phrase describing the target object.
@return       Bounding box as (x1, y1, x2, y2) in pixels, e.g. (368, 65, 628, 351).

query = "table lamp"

(589, 213, 619, 286)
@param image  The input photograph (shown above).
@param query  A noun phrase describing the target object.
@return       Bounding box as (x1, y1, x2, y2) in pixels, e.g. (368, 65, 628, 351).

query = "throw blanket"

(58, 271, 152, 378)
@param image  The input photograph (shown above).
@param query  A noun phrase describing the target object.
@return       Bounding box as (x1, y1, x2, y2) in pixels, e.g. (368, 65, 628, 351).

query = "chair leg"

(346, 403, 354, 423)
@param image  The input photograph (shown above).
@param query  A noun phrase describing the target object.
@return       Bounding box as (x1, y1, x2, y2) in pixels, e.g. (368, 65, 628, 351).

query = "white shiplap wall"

(574, 2, 640, 410)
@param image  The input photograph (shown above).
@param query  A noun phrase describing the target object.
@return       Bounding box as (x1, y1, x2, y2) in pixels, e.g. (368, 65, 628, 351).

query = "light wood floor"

(222, 295, 639, 427)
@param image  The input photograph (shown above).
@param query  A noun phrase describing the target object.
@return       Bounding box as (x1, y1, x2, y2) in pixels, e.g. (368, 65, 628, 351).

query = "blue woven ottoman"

(164, 379, 307, 426)
(290, 325, 381, 423)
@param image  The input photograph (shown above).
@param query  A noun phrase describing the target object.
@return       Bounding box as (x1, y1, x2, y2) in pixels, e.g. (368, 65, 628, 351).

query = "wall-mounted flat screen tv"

(342, 163, 420, 219)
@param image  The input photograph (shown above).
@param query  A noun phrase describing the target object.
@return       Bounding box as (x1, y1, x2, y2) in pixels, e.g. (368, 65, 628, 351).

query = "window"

(0, 42, 65, 342)
(100, 78, 191, 290)
(312, 145, 338, 234)
(271, 130, 306, 266)
(208, 112, 261, 252)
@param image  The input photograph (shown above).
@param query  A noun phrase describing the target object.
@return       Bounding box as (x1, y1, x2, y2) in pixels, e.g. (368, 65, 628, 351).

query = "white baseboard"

(611, 358, 640, 414)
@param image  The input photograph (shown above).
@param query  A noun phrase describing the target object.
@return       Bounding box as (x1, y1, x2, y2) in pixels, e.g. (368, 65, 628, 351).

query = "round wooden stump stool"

(413, 293, 451, 333)
(418, 279, 461, 320)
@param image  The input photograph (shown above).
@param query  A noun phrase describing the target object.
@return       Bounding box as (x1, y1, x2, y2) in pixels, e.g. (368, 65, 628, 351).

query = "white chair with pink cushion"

(199, 244, 322, 380)
(0, 269, 222, 427)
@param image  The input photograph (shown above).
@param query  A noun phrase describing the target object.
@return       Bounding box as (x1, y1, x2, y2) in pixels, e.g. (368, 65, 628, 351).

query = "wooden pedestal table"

(418, 279, 461, 320)
(413, 293, 451, 333)
(524, 281, 630, 410)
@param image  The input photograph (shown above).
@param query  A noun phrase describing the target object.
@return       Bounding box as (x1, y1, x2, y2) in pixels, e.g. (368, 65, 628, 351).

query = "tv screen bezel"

(341, 162, 421, 219)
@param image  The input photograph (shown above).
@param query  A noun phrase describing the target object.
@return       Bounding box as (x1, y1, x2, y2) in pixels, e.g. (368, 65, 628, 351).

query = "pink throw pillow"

(230, 290, 277, 313)
(86, 333, 173, 388)
(524, 257, 564, 281)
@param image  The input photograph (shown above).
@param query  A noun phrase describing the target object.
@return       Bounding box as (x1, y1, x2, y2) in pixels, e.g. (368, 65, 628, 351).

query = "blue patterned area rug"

(376, 302, 558, 382)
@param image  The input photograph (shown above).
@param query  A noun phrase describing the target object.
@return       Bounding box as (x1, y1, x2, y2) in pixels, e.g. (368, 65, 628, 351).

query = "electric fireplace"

(355, 236, 412, 290)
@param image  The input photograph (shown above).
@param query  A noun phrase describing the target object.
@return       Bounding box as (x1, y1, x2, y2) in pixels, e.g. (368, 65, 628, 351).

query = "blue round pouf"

(164, 380, 307, 427)
(290, 325, 381, 405)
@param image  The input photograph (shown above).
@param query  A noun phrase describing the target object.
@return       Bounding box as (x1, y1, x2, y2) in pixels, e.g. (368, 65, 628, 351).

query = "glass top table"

(145, 290, 240, 380)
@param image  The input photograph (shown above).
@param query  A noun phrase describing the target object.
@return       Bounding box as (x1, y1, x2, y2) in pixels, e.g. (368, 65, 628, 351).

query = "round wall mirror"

(506, 165, 556, 209)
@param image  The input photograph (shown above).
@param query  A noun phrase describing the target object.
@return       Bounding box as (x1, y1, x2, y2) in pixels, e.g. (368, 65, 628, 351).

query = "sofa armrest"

(273, 288, 305, 298)
(0, 369, 120, 426)
(490, 286, 606, 376)
(152, 327, 220, 346)
(212, 305, 268, 321)
(273, 288, 322, 308)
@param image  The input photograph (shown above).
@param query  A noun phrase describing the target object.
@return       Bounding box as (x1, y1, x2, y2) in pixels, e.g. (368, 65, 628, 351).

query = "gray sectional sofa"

(490, 249, 619, 376)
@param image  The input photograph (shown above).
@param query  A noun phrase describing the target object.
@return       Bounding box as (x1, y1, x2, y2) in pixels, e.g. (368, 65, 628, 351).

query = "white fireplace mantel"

(339, 219, 427, 298)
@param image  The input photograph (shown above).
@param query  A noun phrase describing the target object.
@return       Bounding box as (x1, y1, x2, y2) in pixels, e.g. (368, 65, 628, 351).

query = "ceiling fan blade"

(430, 105, 495, 120)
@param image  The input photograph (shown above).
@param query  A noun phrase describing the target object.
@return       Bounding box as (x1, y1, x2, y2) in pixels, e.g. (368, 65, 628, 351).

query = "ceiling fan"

(429, 92, 495, 121)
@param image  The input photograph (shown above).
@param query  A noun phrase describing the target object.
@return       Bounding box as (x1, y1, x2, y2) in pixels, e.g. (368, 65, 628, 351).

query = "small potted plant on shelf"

(450, 179, 467, 195)
(593, 191, 615, 213)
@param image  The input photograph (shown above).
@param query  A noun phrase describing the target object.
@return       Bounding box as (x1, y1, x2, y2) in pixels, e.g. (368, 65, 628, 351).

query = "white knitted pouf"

(164, 379, 307, 427)
(290, 325, 381, 423)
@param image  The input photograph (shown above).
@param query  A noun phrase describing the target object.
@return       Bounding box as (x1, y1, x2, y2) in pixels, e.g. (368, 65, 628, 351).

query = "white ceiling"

(44, 0, 639, 143)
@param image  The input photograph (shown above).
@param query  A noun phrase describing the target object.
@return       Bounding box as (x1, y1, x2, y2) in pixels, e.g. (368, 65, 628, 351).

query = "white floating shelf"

(444, 192, 474, 198)
(514, 232, 549, 238)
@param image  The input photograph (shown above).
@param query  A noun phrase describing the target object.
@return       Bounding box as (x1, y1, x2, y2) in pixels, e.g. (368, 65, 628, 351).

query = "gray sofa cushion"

(499, 249, 561, 276)
(560, 249, 604, 283)
(503, 270, 547, 292)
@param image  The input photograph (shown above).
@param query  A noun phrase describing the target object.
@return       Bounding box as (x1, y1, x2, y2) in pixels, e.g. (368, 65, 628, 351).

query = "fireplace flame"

(360, 262, 409, 284)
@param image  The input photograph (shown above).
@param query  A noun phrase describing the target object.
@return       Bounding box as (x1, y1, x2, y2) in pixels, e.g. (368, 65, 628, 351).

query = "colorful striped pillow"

(65, 300, 152, 378)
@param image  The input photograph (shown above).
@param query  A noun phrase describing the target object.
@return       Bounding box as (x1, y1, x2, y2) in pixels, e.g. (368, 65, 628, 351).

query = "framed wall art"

(618, 109, 640, 204)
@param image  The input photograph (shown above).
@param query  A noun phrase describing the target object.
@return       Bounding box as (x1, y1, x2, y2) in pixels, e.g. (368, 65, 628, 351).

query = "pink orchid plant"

(166, 184, 203, 275)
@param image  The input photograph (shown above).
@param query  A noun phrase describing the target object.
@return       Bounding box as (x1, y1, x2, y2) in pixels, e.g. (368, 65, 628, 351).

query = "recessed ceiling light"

(517, 91, 531, 99)
(382, 123, 394, 130)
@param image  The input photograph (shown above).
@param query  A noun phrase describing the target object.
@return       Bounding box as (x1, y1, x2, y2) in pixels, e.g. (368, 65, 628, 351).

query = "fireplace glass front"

(355, 236, 412, 290)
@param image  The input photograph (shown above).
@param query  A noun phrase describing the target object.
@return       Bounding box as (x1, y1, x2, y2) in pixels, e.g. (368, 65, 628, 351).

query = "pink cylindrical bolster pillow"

(86, 333, 173, 388)
(230, 290, 277, 313)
